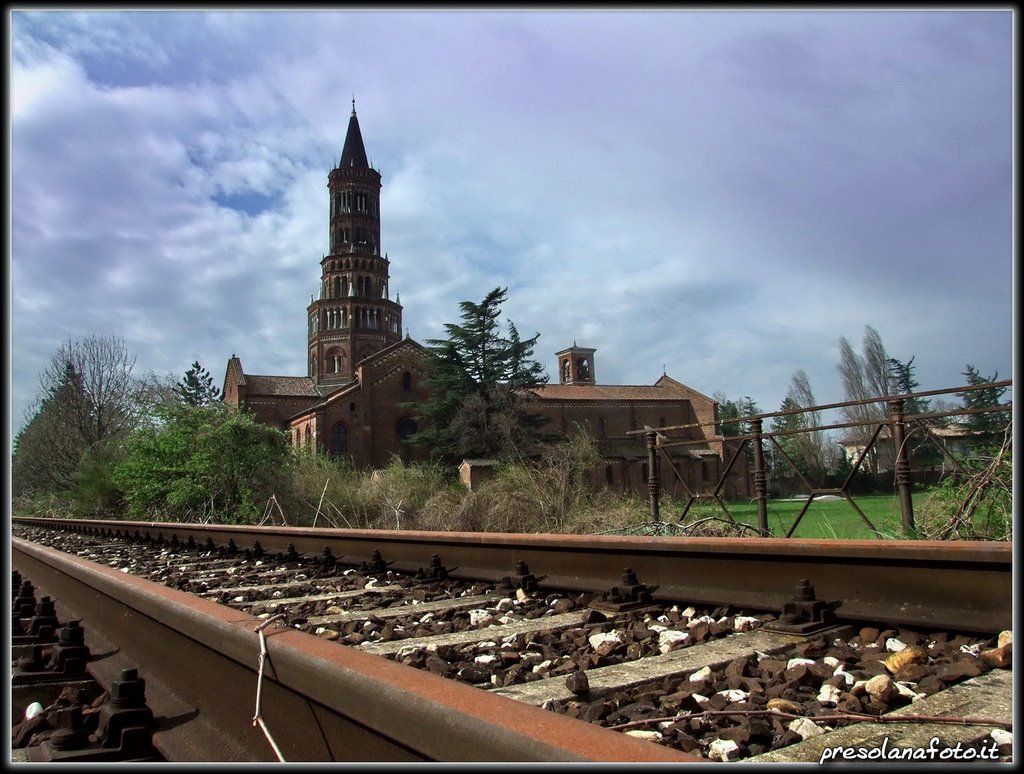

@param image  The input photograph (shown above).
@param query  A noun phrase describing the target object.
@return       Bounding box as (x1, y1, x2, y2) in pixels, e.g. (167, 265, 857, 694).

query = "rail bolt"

(48, 706, 91, 751)
(417, 554, 449, 581)
(320, 546, 336, 569)
(501, 561, 542, 593)
(362, 550, 389, 574)
(764, 579, 839, 635)
(50, 620, 91, 676)
(30, 595, 61, 638)
(14, 580, 37, 618)
(17, 644, 48, 673)
(96, 669, 155, 751)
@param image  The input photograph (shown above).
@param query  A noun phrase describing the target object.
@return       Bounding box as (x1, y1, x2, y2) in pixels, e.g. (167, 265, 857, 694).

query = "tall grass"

(15, 432, 1010, 542)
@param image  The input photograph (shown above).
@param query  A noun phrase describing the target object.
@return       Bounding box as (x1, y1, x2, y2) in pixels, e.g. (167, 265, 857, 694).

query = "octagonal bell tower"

(307, 103, 403, 389)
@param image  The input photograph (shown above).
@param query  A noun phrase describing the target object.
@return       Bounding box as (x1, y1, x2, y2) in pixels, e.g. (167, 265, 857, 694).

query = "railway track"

(10, 516, 1013, 763)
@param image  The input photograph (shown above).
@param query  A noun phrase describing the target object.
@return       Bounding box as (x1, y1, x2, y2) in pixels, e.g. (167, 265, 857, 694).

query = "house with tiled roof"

(527, 345, 744, 497)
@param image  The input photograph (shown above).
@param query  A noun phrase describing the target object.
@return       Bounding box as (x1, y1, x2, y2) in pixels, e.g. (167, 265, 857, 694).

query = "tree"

(409, 287, 550, 465)
(769, 395, 815, 482)
(12, 335, 145, 495)
(175, 361, 222, 406)
(886, 355, 940, 471)
(837, 326, 891, 474)
(887, 355, 928, 415)
(958, 365, 1009, 445)
(714, 393, 760, 438)
(114, 402, 292, 522)
(786, 366, 827, 477)
(862, 324, 892, 400)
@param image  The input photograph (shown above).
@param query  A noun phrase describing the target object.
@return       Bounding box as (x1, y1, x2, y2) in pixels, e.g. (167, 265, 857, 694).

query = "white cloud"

(9, 9, 1012, 441)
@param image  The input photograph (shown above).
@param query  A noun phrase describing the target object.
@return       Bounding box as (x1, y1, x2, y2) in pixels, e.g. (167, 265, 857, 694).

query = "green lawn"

(670, 493, 929, 540)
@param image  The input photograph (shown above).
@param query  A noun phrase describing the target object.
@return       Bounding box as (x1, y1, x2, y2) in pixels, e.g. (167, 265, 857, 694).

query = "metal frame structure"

(633, 380, 1012, 537)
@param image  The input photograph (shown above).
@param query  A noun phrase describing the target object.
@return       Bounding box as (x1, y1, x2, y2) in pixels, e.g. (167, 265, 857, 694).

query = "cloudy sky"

(9, 9, 1014, 439)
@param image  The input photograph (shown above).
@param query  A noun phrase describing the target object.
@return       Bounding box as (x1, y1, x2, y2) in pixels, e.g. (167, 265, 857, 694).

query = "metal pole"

(645, 431, 660, 521)
(750, 418, 769, 534)
(889, 398, 915, 535)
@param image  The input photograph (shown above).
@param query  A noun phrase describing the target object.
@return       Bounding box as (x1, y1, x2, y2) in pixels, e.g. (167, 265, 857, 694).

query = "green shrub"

(114, 403, 292, 523)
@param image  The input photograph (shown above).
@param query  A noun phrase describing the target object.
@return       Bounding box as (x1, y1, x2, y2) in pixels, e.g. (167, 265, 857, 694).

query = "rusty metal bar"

(889, 398, 916, 535)
(645, 430, 659, 521)
(627, 379, 1012, 438)
(12, 520, 1012, 634)
(750, 419, 768, 534)
(676, 441, 746, 526)
(11, 537, 695, 763)
(642, 379, 1011, 538)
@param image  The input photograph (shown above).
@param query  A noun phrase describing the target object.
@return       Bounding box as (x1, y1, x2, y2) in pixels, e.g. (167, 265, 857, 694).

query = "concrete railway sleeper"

(10, 519, 1013, 763)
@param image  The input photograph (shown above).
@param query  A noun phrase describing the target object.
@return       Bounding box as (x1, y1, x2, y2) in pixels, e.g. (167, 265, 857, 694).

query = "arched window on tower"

(330, 422, 348, 457)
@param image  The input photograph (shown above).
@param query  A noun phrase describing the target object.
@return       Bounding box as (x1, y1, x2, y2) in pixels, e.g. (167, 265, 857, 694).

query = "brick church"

(223, 107, 743, 498)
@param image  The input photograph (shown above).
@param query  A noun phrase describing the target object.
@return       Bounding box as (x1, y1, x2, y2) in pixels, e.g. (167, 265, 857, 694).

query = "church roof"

(243, 374, 320, 397)
(340, 105, 369, 169)
(528, 381, 698, 402)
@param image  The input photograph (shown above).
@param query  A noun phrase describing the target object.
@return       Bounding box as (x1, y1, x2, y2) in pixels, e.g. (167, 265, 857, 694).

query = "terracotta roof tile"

(529, 384, 693, 401)
(244, 375, 320, 397)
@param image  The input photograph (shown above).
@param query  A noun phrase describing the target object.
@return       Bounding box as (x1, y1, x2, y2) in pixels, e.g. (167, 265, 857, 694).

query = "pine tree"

(408, 287, 550, 465)
(175, 361, 222, 406)
(886, 355, 940, 469)
(887, 355, 928, 414)
(958, 365, 1008, 444)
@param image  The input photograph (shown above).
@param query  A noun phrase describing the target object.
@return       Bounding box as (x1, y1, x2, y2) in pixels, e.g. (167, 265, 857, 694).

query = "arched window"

(396, 416, 417, 441)
(330, 422, 348, 457)
(304, 427, 312, 448)
(402, 371, 412, 390)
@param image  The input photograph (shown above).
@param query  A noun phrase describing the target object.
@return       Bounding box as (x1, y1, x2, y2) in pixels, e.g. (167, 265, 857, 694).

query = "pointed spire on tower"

(340, 100, 369, 169)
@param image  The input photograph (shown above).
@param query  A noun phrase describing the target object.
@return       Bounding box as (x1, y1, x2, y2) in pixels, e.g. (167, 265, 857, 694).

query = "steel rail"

(14, 517, 1011, 633)
(11, 536, 695, 763)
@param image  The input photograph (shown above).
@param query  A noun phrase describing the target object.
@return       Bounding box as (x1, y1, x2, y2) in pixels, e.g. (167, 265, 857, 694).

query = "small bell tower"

(307, 101, 403, 389)
(556, 344, 596, 385)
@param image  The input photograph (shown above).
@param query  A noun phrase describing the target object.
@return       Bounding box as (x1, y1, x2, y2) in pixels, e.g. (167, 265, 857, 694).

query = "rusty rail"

(11, 535, 695, 763)
(13, 518, 1011, 632)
